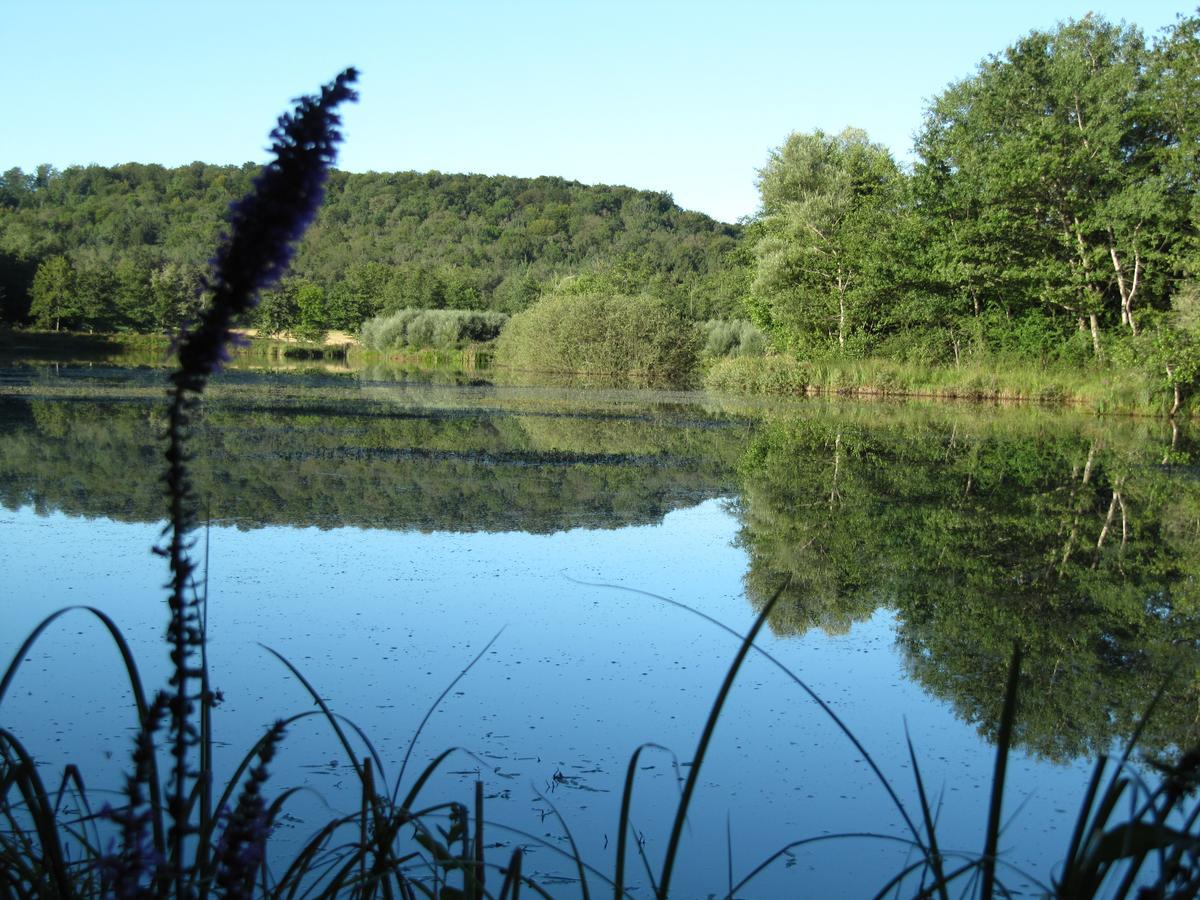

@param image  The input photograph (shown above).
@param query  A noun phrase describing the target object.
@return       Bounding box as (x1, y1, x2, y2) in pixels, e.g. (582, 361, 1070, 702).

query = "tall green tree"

(28, 255, 76, 331)
(915, 16, 1190, 357)
(149, 262, 203, 332)
(1146, 11, 1200, 278)
(748, 128, 902, 354)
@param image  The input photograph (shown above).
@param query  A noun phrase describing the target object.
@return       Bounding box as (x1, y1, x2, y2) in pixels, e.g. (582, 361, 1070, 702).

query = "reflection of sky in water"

(0, 500, 1103, 898)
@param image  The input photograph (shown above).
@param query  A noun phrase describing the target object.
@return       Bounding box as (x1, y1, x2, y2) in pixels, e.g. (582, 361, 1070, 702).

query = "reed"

(703, 353, 1183, 417)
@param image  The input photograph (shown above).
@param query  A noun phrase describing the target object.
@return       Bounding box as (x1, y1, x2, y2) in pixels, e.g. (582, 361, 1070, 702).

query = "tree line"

(746, 12, 1199, 405)
(1, 12, 1197, 403)
(0, 166, 745, 334)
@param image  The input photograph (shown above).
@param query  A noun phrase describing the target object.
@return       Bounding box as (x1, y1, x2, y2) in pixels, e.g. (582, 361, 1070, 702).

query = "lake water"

(1, 364, 1197, 897)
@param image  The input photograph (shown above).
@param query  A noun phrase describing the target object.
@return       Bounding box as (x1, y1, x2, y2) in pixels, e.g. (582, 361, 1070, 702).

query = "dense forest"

(1, 12, 1198, 405)
(0, 166, 744, 334)
(736, 12, 1200, 406)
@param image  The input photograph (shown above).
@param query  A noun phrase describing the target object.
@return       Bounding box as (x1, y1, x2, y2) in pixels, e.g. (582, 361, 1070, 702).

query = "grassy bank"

(703, 353, 1189, 417)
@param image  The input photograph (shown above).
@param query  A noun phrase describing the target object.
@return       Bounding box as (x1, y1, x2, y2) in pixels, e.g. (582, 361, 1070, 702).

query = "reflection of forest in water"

(3, 371, 1199, 765)
(737, 406, 1200, 762)
(0, 383, 750, 533)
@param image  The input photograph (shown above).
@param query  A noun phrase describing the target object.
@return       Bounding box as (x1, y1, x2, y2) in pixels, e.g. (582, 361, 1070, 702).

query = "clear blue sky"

(5, 0, 1192, 223)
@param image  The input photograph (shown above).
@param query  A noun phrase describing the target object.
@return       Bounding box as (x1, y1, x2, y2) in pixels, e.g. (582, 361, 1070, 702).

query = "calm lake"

(1, 363, 1198, 898)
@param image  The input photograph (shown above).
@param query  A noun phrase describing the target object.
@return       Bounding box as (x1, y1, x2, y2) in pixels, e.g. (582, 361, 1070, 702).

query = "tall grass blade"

(726, 812, 733, 900)
(656, 579, 786, 899)
(613, 742, 673, 899)
(728, 832, 927, 898)
(473, 780, 485, 900)
(258, 645, 387, 785)
(0, 730, 73, 898)
(498, 847, 523, 900)
(566, 575, 934, 873)
(0, 605, 165, 862)
(196, 522, 214, 899)
(532, 789, 591, 900)
(980, 644, 1022, 899)
(395, 629, 504, 800)
(1060, 756, 1109, 893)
(905, 727, 950, 900)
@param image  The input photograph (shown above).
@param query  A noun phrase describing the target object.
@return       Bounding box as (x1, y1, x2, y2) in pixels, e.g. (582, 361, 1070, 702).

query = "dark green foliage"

(736, 407, 1200, 761)
(0, 165, 742, 333)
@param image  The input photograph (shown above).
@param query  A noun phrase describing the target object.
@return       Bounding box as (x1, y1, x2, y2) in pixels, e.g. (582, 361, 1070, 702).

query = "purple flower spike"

(159, 70, 356, 883)
(174, 68, 358, 386)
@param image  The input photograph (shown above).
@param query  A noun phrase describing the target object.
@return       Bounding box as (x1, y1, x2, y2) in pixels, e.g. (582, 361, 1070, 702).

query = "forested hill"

(0, 164, 745, 332)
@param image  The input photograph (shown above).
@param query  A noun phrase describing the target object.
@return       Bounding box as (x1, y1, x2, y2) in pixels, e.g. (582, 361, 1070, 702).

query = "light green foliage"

(495, 289, 700, 385)
(1131, 281, 1200, 414)
(699, 318, 767, 358)
(359, 308, 508, 351)
(750, 128, 904, 355)
(254, 283, 299, 337)
(293, 281, 328, 341)
(1147, 12, 1200, 274)
(148, 261, 202, 332)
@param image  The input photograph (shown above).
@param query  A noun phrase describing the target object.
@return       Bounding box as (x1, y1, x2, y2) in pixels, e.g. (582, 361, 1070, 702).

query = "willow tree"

(748, 128, 902, 355)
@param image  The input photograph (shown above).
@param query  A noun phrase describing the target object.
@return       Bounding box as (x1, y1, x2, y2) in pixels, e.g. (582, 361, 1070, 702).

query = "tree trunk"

(829, 432, 842, 508)
(1166, 362, 1182, 418)
(1165, 419, 1180, 464)
(1060, 443, 1097, 571)
(1108, 240, 1141, 336)
(836, 275, 846, 351)
(1088, 314, 1102, 358)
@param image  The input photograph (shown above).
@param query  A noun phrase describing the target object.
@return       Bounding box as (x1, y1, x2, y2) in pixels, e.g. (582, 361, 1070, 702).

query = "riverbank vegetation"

(494, 284, 700, 385)
(730, 12, 1200, 414)
(359, 308, 508, 352)
(3, 10, 1196, 411)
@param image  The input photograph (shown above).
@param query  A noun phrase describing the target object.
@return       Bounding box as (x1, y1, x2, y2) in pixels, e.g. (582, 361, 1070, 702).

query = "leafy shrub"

(360, 308, 508, 351)
(700, 319, 768, 358)
(494, 289, 700, 385)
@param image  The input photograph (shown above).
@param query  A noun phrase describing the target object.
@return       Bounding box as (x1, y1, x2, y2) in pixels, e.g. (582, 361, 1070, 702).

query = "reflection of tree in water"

(738, 420, 884, 635)
(0, 391, 750, 534)
(736, 408, 1200, 761)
